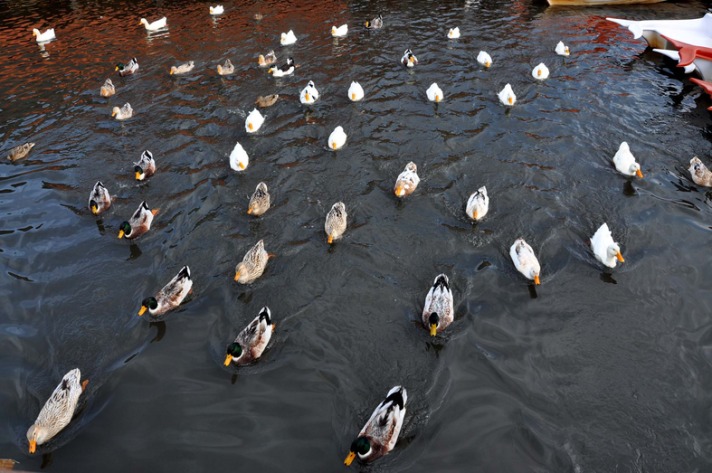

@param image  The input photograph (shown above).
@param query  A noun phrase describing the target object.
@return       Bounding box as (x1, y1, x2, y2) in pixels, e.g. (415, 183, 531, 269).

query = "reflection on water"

(2, 0, 712, 471)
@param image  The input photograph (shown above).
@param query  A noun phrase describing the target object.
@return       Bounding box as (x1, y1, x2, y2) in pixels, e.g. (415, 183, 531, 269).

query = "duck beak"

(135, 171, 142, 180)
(248, 123, 254, 131)
(616, 251, 625, 263)
(223, 354, 232, 366)
(508, 97, 513, 105)
(239, 162, 246, 170)
(537, 70, 542, 77)
(472, 210, 478, 220)
(565, 47, 570, 55)
(138, 306, 147, 316)
(234, 271, 240, 282)
(344, 451, 356, 466)
(29, 440, 37, 454)
(118, 229, 125, 239)
(485, 61, 491, 68)
(395, 186, 405, 197)
(111, 110, 117, 117)
(351, 93, 356, 100)
(435, 95, 440, 102)
(430, 323, 437, 336)
(534, 275, 541, 285)
(636, 169, 643, 178)
(328, 234, 334, 244)
(151, 208, 160, 216)
(267, 68, 274, 74)
(331, 142, 337, 150)
(247, 206, 254, 215)
(409, 57, 415, 65)
(305, 92, 310, 101)
(91, 205, 99, 215)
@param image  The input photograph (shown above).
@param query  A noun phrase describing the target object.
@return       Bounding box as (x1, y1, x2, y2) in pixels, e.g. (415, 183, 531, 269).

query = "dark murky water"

(2, 0, 712, 471)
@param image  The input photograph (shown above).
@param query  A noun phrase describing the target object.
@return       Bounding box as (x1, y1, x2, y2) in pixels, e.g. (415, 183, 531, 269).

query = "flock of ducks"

(11, 4, 712, 467)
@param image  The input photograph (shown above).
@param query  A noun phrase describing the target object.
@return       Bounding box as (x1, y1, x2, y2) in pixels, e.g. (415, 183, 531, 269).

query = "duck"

(394, 162, 420, 198)
(268, 57, 295, 77)
(477, 51, 492, 68)
(325, 202, 347, 244)
(328, 126, 347, 150)
(255, 94, 279, 108)
(118, 201, 158, 240)
(32, 28, 56, 42)
(447, 27, 460, 39)
(248, 182, 271, 216)
(234, 239, 270, 284)
(88, 181, 111, 215)
(258, 50, 277, 67)
(612, 142, 643, 178)
(138, 266, 192, 316)
(7, 142, 35, 162)
(510, 238, 541, 285)
(555, 41, 570, 57)
(348, 82, 364, 102)
(426, 83, 443, 102)
(590, 223, 624, 269)
(115, 58, 139, 76)
(217, 59, 234, 75)
(100, 78, 115, 97)
(111, 103, 133, 120)
(134, 150, 156, 181)
(532, 63, 549, 80)
(344, 386, 407, 466)
(139, 17, 167, 31)
(209, 5, 224, 15)
(224, 307, 275, 367)
(229, 142, 249, 171)
(332, 24, 348, 37)
(280, 30, 297, 46)
(466, 186, 489, 221)
(422, 274, 454, 336)
(300, 80, 320, 105)
(170, 61, 194, 75)
(689, 157, 712, 187)
(364, 14, 383, 30)
(26, 369, 88, 454)
(401, 49, 418, 68)
(245, 108, 265, 133)
(498, 84, 516, 106)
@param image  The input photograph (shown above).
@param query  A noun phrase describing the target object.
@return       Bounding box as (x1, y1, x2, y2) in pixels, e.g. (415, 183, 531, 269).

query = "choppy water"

(2, 0, 712, 471)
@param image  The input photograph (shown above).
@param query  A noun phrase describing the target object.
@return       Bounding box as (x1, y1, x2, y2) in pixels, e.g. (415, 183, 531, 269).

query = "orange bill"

(118, 229, 125, 239)
(138, 306, 147, 316)
(534, 275, 541, 285)
(636, 169, 643, 178)
(223, 354, 232, 366)
(344, 451, 356, 466)
(234, 271, 241, 282)
(616, 251, 625, 263)
(29, 440, 37, 454)
(151, 208, 160, 216)
(430, 323, 437, 336)
(91, 205, 99, 215)
(472, 210, 478, 220)
(327, 234, 334, 244)
(135, 171, 142, 180)
(81, 379, 90, 391)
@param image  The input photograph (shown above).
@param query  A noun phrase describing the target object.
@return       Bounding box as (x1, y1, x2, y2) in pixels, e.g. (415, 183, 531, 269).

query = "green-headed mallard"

(116, 58, 139, 76)
(138, 266, 192, 316)
(118, 201, 158, 240)
(134, 150, 156, 181)
(224, 306, 275, 366)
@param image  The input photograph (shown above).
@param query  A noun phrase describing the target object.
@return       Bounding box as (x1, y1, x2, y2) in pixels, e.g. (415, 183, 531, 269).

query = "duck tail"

(433, 274, 449, 290)
(178, 266, 191, 280)
(258, 306, 272, 324)
(384, 386, 407, 409)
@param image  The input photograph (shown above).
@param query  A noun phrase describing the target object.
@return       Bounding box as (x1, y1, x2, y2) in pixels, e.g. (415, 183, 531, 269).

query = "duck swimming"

(170, 61, 194, 75)
(139, 17, 167, 31)
(245, 109, 265, 133)
(100, 79, 115, 97)
(248, 182, 270, 216)
(300, 80, 320, 105)
(328, 126, 347, 150)
(229, 142, 249, 171)
(258, 51, 277, 67)
(348, 82, 364, 101)
(118, 201, 158, 240)
(138, 266, 192, 317)
(217, 59, 234, 75)
(364, 14, 383, 30)
(234, 239, 270, 284)
(394, 162, 420, 198)
(510, 238, 541, 285)
(134, 150, 156, 181)
(280, 30, 297, 45)
(88, 181, 111, 215)
(590, 223, 624, 269)
(689, 156, 712, 187)
(332, 24, 348, 37)
(422, 274, 454, 336)
(224, 307, 275, 367)
(7, 142, 35, 162)
(477, 51, 492, 68)
(268, 57, 295, 77)
(466, 186, 489, 221)
(426, 83, 443, 102)
(401, 49, 418, 68)
(612, 142, 643, 178)
(498, 84, 516, 106)
(32, 28, 55, 42)
(112, 103, 133, 120)
(116, 58, 139, 76)
(325, 202, 347, 244)
(532, 63, 549, 80)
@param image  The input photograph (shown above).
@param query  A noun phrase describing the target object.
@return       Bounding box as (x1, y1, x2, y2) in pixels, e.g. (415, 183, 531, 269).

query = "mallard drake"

(612, 142, 643, 178)
(111, 103, 133, 120)
(344, 386, 407, 466)
(447, 27, 460, 39)
(268, 57, 295, 77)
(325, 202, 347, 244)
(590, 223, 624, 269)
(555, 41, 570, 57)
(88, 181, 111, 215)
(217, 59, 234, 75)
(689, 157, 712, 187)
(32, 28, 56, 42)
(229, 142, 249, 171)
(466, 186, 488, 221)
(422, 274, 454, 336)
(248, 182, 270, 216)
(118, 201, 158, 240)
(134, 150, 156, 181)
(328, 126, 347, 150)
(364, 14, 383, 30)
(498, 84, 516, 106)
(426, 83, 443, 102)
(138, 266, 192, 316)
(245, 108, 265, 133)
(258, 51, 277, 67)
(300, 80, 320, 105)
(27, 368, 88, 454)
(510, 238, 540, 285)
(234, 239, 269, 284)
(394, 162, 420, 198)
(7, 142, 35, 162)
(255, 94, 279, 108)
(170, 61, 194, 75)
(477, 51, 492, 68)
(280, 30, 297, 45)
(139, 17, 167, 31)
(532, 63, 549, 80)
(332, 24, 348, 37)
(401, 49, 418, 68)
(100, 78, 115, 97)
(116, 58, 139, 76)
(224, 307, 275, 366)
(348, 82, 364, 101)
(210, 5, 224, 15)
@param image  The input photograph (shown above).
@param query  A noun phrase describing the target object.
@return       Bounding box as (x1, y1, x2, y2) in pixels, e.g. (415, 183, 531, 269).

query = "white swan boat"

(607, 13, 712, 49)
(663, 35, 712, 82)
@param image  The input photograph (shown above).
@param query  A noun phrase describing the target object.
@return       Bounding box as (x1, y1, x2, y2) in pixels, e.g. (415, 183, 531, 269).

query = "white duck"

(590, 223, 624, 269)
(245, 109, 264, 133)
(210, 5, 224, 15)
(689, 157, 712, 187)
(612, 142, 643, 178)
(328, 126, 347, 150)
(532, 63, 549, 80)
(139, 17, 167, 31)
(422, 274, 454, 336)
(300, 80, 320, 105)
(394, 162, 420, 198)
(466, 186, 489, 221)
(332, 24, 348, 37)
(32, 28, 56, 42)
(348, 82, 365, 101)
(426, 83, 443, 102)
(477, 51, 492, 68)
(555, 41, 570, 57)
(510, 238, 541, 285)
(111, 103, 133, 120)
(170, 61, 194, 75)
(498, 84, 516, 106)
(280, 30, 297, 45)
(447, 27, 460, 39)
(229, 142, 249, 171)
